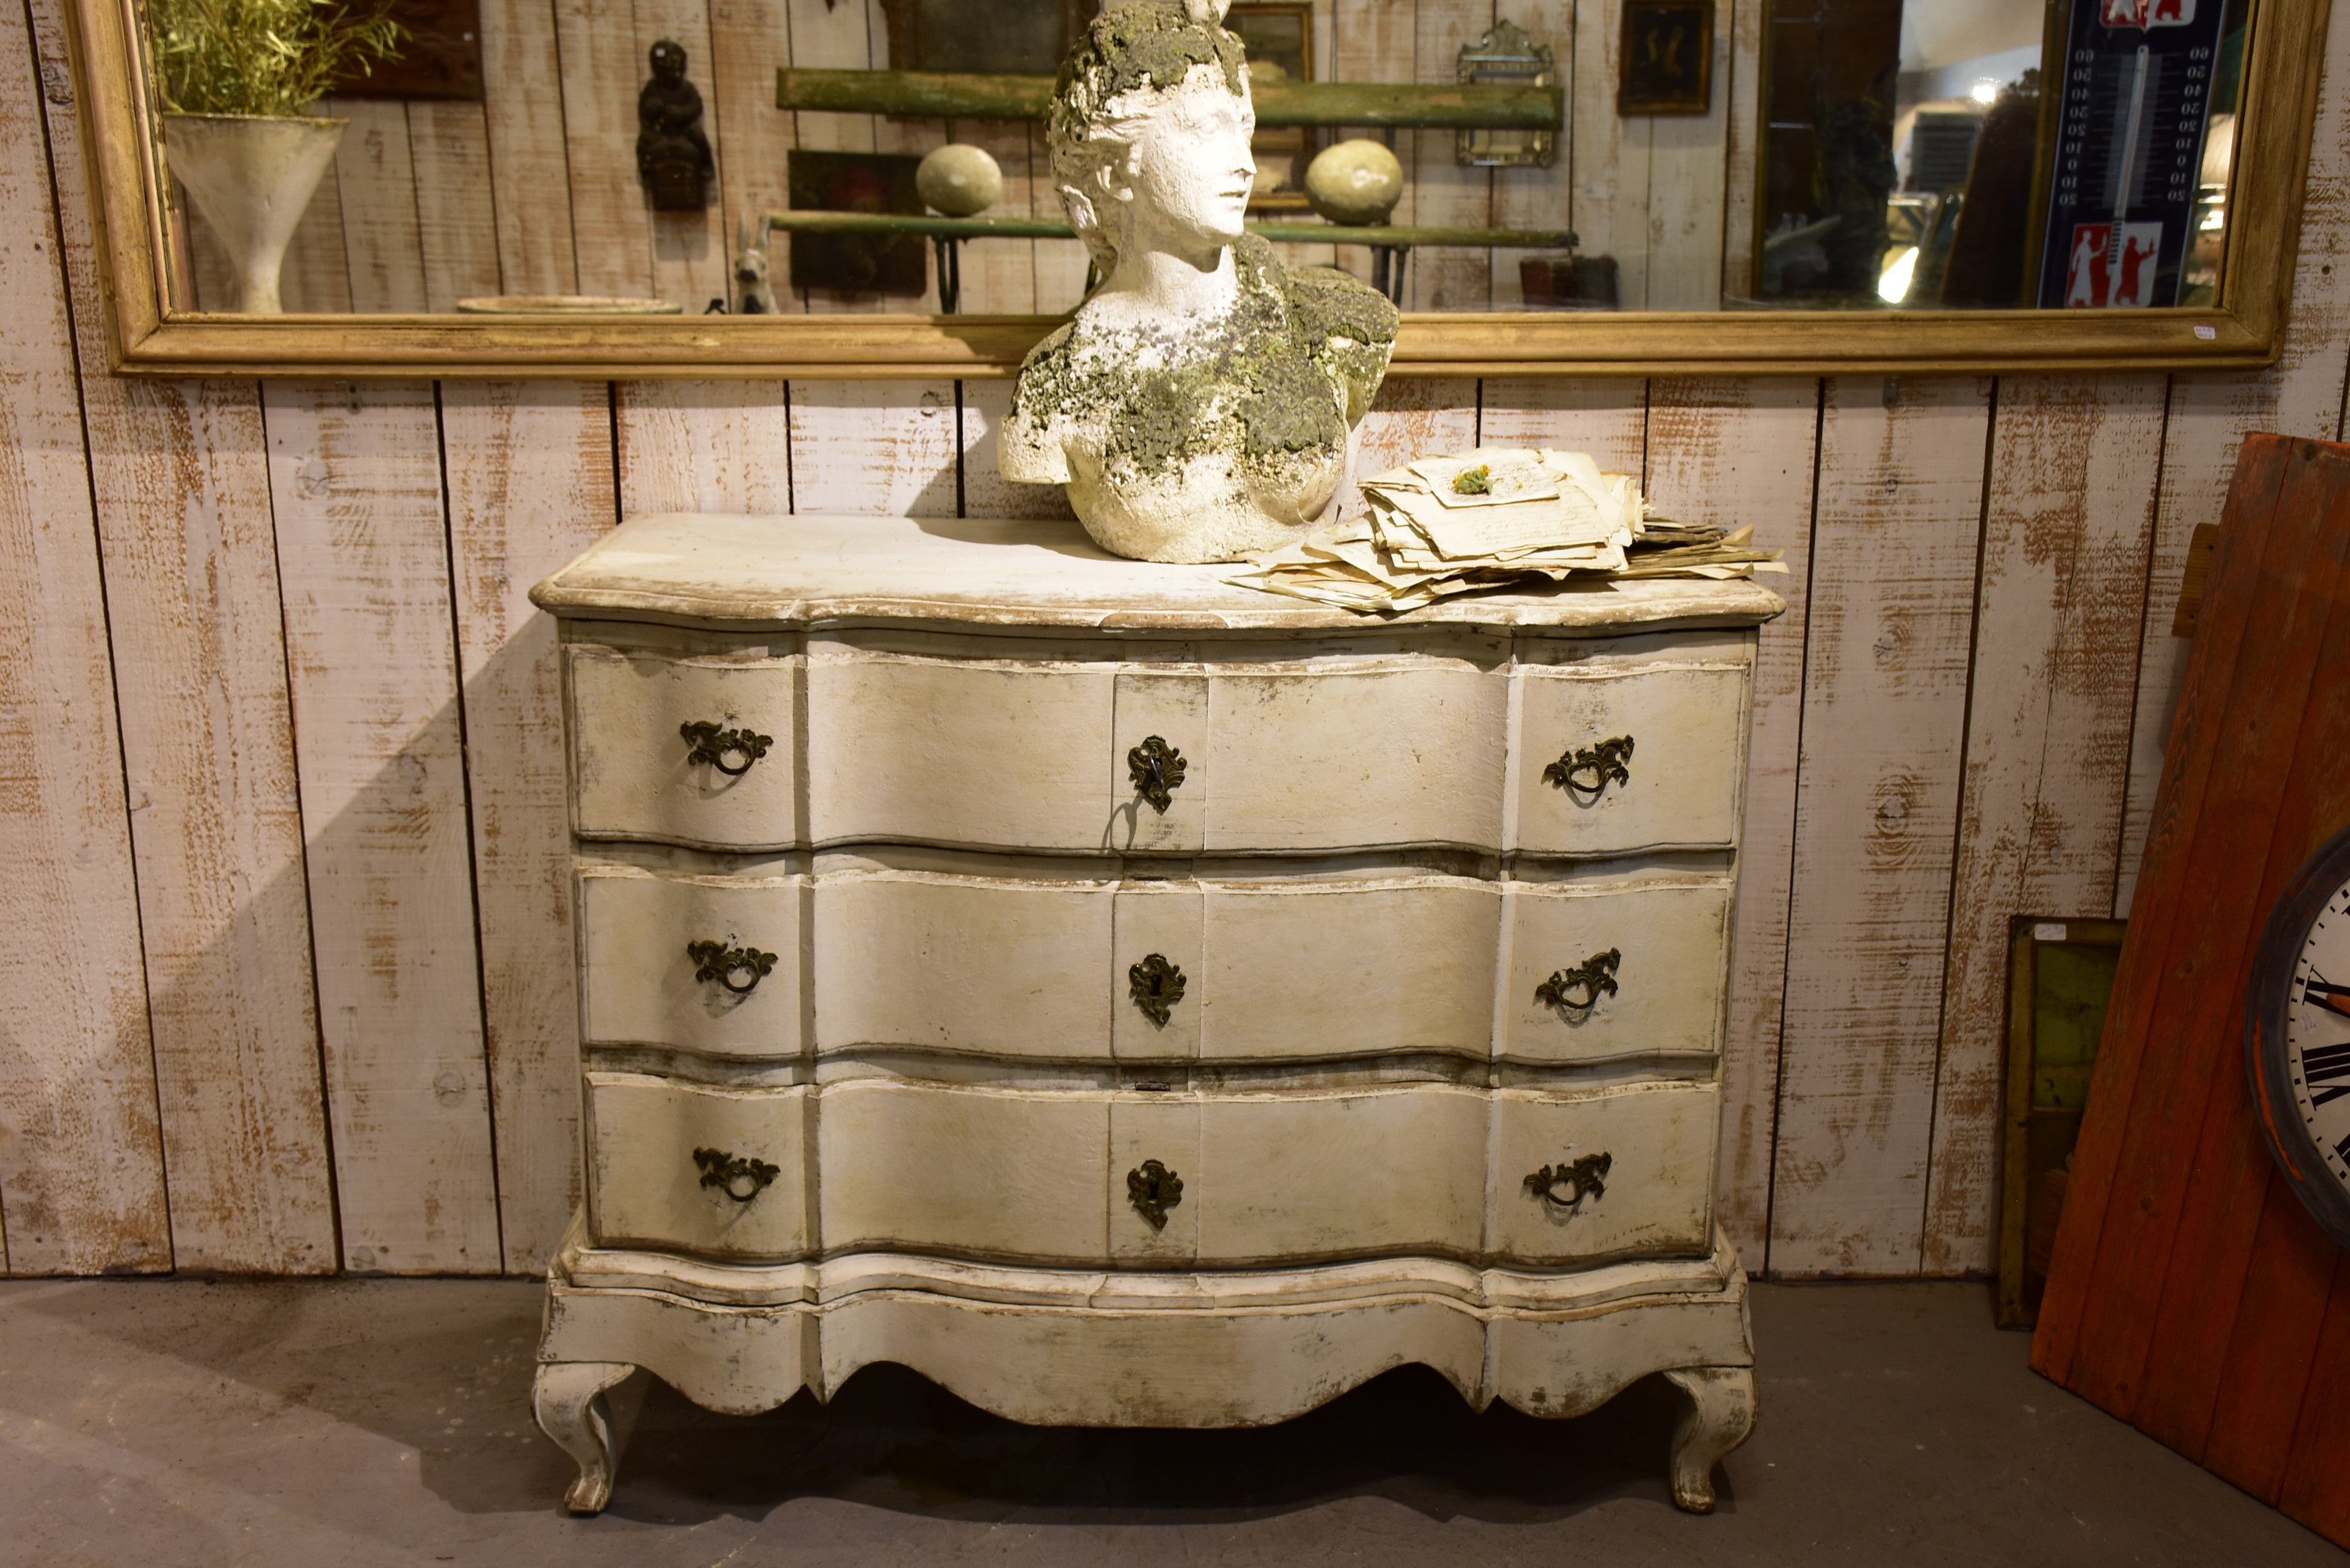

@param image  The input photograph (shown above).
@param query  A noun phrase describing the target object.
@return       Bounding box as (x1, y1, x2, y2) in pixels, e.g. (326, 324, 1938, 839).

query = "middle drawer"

(579, 859, 1732, 1065)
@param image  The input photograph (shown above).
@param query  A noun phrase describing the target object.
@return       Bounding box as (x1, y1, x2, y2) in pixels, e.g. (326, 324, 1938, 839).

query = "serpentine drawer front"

(530, 512, 1782, 1516)
(584, 1073, 1715, 1269)
(575, 858, 1731, 1064)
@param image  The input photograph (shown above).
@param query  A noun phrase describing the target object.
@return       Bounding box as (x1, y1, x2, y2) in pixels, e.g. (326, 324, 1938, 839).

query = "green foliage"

(147, 0, 406, 118)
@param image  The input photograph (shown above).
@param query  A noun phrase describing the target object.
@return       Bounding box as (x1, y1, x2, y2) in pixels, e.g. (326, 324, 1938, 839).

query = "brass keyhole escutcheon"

(688, 939, 778, 995)
(1127, 736, 1188, 814)
(1544, 734, 1635, 796)
(1536, 948, 1621, 1013)
(1129, 953, 1187, 1026)
(1524, 1151, 1612, 1213)
(682, 720, 774, 778)
(694, 1146, 781, 1203)
(1129, 1158, 1184, 1230)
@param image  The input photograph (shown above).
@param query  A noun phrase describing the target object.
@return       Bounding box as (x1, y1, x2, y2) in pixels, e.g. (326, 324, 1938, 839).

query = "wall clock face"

(2248, 820, 2350, 1251)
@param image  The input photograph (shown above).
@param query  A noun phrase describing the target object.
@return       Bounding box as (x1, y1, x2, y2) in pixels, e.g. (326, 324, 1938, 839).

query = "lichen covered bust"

(1000, 0, 1398, 564)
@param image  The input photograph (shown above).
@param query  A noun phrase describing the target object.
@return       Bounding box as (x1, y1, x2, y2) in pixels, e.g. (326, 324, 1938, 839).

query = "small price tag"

(2033, 922, 2069, 943)
(2195, 325, 2218, 340)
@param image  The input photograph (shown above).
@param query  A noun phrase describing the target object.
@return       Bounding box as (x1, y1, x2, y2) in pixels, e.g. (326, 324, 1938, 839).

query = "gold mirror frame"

(66, 0, 2329, 379)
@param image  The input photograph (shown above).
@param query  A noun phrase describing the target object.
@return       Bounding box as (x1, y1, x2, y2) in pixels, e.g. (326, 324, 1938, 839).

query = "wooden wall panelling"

(1331, 376, 1481, 518)
(2031, 438, 2316, 1400)
(958, 119, 1039, 316)
(1489, 0, 1574, 311)
(1643, 375, 1822, 1266)
(1768, 375, 1992, 1277)
(788, 381, 960, 515)
(1409, 0, 1494, 312)
(636, 0, 734, 313)
(0, 0, 167, 1275)
(615, 382, 795, 513)
(1477, 376, 1648, 468)
(959, 379, 1079, 522)
(324, 98, 431, 313)
(554, 0, 659, 298)
(1641, 9, 1731, 310)
(30, 0, 339, 1274)
(1571, 0, 1649, 306)
(408, 102, 505, 310)
(708, 0, 797, 310)
(441, 382, 617, 1273)
(786, 0, 885, 314)
(1329, 0, 1417, 288)
(262, 380, 502, 1273)
(863, 0, 944, 314)
(276, 166, 356, 314)
(2204, 1177, 2343, 1492)
(2114, 9, 2350, 916)
(478, 0, 581, 295)
(1920, 373, 2167, 1277)
(1717, 0, 1761, 301)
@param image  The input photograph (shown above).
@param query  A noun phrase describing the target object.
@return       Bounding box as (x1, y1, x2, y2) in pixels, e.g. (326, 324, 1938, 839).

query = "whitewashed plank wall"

(7, 0, 2350, 1278)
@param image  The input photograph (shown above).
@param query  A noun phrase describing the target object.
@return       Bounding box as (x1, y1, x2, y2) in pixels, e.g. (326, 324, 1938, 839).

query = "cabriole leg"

(533, 1360, 637, 1514)
(1662, 1364, 1756, 1513)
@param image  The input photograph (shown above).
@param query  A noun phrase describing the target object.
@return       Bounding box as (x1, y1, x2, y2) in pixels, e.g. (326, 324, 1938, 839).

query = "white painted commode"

(527, 512, 1783, 1515)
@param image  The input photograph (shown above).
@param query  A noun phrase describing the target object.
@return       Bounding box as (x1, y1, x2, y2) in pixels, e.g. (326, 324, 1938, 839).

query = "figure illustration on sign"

(2064, 221, 2163, 306)
(2099, 0, 2194, 25)
(2067, 224, 2111, 305)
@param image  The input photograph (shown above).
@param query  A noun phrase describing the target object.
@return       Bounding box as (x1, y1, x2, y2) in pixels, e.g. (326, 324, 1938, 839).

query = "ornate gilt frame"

(64, 0, 2330, 378)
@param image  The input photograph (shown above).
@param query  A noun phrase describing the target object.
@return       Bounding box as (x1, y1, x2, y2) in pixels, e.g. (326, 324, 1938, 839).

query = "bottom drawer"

(585, 1073, 1717, 1269)
(586, 1073, 810, 1259)
(1155, 1081, 1716, 1267)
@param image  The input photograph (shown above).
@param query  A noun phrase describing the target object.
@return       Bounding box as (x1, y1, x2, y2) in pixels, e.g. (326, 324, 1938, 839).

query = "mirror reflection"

(138, 0, 2250, 319)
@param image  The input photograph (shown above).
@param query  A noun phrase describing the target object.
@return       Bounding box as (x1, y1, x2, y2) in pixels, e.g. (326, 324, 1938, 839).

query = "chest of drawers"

(527, 512, 1781, 1515)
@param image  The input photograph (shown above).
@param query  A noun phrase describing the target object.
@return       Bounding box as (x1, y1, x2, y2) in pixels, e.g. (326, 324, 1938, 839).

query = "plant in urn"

(999, 0, 1399, 564)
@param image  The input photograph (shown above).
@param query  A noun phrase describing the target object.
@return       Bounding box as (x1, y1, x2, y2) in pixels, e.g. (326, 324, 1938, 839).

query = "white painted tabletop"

(531, 513, 1788, 633)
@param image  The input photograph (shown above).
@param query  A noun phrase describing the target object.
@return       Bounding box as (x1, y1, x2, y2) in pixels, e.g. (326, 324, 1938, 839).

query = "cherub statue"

(999, 0, 1398, 564)
(638, 40, 713, 212)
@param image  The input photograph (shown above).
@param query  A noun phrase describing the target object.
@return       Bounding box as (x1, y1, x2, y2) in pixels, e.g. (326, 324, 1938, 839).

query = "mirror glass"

(135, 0, 2251, 320)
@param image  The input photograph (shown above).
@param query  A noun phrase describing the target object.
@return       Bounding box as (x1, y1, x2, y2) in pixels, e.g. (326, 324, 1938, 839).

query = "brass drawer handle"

(681, 720, 773, 777)
(1544, 734, 1635, 796)
(1127, 735, 1187, 814)
(1524, 1151, 1612, 1213)
(694, 1147, 781, 1203)
(1536, 948, 1621, 1013)
(1128, 1158, 1184, 1230)
(687, 940, 777, 995)
(1129, 952, 1187, 1026)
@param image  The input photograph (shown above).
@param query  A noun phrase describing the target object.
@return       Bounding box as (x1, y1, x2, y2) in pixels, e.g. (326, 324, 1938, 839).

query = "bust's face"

(1119, 63, 1256, 250)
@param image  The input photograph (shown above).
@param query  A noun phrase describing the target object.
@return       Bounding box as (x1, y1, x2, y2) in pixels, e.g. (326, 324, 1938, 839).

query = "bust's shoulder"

(1282, 262, 1399, 351)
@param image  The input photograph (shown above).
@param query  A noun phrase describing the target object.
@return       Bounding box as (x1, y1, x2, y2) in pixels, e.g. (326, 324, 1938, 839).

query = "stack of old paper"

(1226, 446, 1785, 613)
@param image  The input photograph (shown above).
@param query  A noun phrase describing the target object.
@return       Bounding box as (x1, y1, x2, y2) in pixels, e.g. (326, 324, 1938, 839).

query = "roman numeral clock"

(2250, 820, 2350, 1248)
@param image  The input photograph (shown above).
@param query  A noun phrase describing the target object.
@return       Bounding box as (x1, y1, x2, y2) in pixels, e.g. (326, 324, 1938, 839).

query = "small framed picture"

(1618, 0, 1714, 116)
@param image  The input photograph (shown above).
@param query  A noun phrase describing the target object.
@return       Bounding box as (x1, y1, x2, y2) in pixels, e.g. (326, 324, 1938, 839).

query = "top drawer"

(566, 629, 1750, 857)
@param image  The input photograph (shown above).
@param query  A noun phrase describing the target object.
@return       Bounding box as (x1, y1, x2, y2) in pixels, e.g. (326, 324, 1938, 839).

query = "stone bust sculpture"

(999, 0, 1399, 564)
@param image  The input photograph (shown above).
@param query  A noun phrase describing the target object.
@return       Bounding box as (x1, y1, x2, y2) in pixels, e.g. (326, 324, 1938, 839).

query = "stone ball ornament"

(916, 143, 1005, 217)
(1304, 139, 1406, 228)
(999, 0, 1399, 564)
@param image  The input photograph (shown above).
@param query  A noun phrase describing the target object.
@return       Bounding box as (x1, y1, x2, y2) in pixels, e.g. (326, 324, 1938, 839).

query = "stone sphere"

(1304, 139, 1405, 227)
(917, 143, 1004, 217)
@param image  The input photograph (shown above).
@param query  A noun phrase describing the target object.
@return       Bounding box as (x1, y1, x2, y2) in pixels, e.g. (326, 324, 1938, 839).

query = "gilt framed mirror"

(61, 0, 2329, 376)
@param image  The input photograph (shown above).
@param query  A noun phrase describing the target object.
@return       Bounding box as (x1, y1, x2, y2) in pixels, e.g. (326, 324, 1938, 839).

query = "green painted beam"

(774, 69, 1562, 130)
(763, 211, 1578, 250)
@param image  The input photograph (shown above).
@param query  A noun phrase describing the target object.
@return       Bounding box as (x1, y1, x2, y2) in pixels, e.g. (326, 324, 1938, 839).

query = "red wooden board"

(2034, 433, 2350, 1543)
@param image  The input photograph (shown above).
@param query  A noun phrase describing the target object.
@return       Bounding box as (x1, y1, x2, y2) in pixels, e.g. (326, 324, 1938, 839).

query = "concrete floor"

(0, 1277, 2338, 1567)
